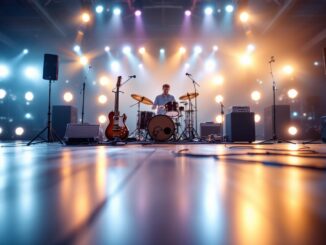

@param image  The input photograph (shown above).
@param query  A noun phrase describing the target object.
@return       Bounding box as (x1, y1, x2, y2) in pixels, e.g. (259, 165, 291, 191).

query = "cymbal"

(179, 92, 199, 101)
(131, 94, 153, 105)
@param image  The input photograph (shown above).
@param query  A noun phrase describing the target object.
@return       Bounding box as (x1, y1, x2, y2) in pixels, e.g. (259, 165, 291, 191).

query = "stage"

(1, 142, 326, 244)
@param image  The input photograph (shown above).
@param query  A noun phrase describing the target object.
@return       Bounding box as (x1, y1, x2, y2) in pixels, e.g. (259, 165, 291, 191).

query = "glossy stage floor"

(1, 142, 326, 245)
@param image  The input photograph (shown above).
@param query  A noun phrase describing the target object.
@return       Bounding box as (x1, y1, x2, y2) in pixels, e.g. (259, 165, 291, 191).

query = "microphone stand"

(81, 65, 91, 124)
(186, 74, 200, 140)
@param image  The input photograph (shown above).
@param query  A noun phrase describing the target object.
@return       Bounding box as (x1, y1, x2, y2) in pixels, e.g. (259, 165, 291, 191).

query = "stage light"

(23, 49, 29, 54)
(99, 76, 109, 86)
(0, 89, 6, 99)
(80, 56, 88, 65)
(98, 95, 107, 104)
(123, 46, 131, 54)
(104, 46, 110, 52)
(215, 115, 223, 124)
(247, 44, 255, 52)
(73, 45, 81, 52)
(95, 5, 104, 14)
(0, 127, 2, 134)
(240, 54, 252, 66)
(185, 10, 191, 16)
(24, 66, 39, 80)
(215, 95, 223, 103)
(113, 7, 121, 16)
(254, 114, 261, 123)
(160, 48, 165, 54)
(15, 127, 24, 136)
(111, 61, 120, 71)
(194, 46, 202, 54)
(63, 92, 73, 102)
(213, 45, 219, 51)
(25, 113, 32, 119)
(139, 47, 146, 54)
(25, 91, 34, 101)
(287, 89, 298, 99)
(204, 7, 213, 15)
(205, 59, 215, 70)
(184, 63, 190, 69)
(292, 111, 298, 117)
(213, 75, 224, 85)
(98, 114, 107, 124)
(138, 63, 143, 69)
(283, 65, 294, 75)
(135, 10, 142, 16)
(288, 126, 298, 136)
(313, 61, 319, 66)
(81, 12, 91, 23)
(251, 91, 261, 102)
(225, 4, 234, 13)
(239, 11, 250, 23)
(0, 64, 10, 78)
(179, 47, 186, 54)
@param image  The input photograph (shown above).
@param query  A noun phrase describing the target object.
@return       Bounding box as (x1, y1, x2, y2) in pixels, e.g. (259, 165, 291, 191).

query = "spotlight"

(0, 64, 10, 78)
(15, 127, 24, 136)
(213, 75, 224, 85)
(95, 5, 104, 14)
(113, 7, 121, 16)
(215, 95, 223, 103)
(139, 47, 146, 54)
(104, 46, 110, 52)
(240, 54, 252, 66)
(80, 56, 88, 65)
(283, 65, 294, 75)
(25, 91, 34, 101)
(98, 95, 108, 104)
(63, 92, 73, 102)
(215, 115, 223, 124)
(205, 59, 215, 70)
(0, 89, 7, 99)
(135, 10, 142, 16)
(185, 10, 191, 16)
(213, 45, 219, 51)
(179, 47, 186, 54)
(225, 4, 234, 13)
(122, 46, 131, 54)
(111, 61, 120, 71)
(287, 88, 298, 99)
(251, 91, 261, 102)
(288, 126, 298, 136)
(184, 63, 190, 69)
(0, 127, 2, 134)
(73, 45, 81, 52)
(99, 76, 109, 86)
(98, 114, 107, 124)
(24, 66, 39, 80)
(204, 7, 213, 15)
(23, 49, 29, 54)
(247, 44, 255, 52)
(160, 48, 165, 54)
(292, 111, 298, 117)
(25, 113, 32, 119)
(138, 63, 143, 69)
(239, 11, 250, 23)
(254, 114, 261, 123)
(313, 61, 319, 66)
(194, 46, 202, 54)
(81, 12, 91, 23)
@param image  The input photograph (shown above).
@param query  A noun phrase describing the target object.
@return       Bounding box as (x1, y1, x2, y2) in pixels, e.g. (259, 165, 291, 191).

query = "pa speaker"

(52, 106, 77, 138)
(321, 116, 326, 143)
(43, 54, 59, 80)
(264, 105, 290, 140)
(225, 112, 255, 143)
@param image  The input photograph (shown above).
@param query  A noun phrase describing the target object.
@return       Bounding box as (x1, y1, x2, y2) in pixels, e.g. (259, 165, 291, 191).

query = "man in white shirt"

(152, 84, 176, 115)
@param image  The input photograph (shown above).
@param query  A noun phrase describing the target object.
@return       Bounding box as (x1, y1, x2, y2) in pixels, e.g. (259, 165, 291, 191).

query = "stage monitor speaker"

(64, 123, 100, 144)
(200, 122, 223, 138)
(321, 116, 326, 143)
(225, 112, 255, 143)
(264, 105, 290, 140)
(43, 54, 59, 80)
(52, 106, 77, 138)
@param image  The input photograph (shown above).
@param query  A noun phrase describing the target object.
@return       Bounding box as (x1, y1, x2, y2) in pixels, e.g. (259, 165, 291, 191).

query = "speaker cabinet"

(43, 54, 59, 80)
(264, 105, 290, 140)
(52, 105, 77, 138)
(64, 123, 101, 144)
(225, 112, 255, 143)
(200, 122, 222, 138)
(321, 116, 326, 143)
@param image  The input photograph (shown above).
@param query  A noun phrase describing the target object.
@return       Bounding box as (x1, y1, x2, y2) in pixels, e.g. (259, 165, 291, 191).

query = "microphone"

(185, 73, 191, 76)
(129, 75, 136, 78)
(269, 56, 275, 63)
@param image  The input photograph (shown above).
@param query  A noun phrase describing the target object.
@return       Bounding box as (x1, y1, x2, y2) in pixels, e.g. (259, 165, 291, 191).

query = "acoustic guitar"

(105, 76, 129, 140)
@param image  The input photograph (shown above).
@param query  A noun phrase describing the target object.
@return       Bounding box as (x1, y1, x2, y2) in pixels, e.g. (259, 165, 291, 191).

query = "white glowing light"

(160, 48, 165, 54)
(179, 47, 186, 54)
(213, 45, 219, 51)
(313, 61, 319, 66)
(283, 65, 294, 75)
(123, 46, 131, 54)
(139, 47, 146, 54)
(23, 49, 29, 54)
(254, 114, 261, 123)
(0, 89, 6, 99)
(104, 46, 110, 52)
(204, 7, 213, 15)
(98, 115, 107, 124)
(0, 127, 2, 134)
(215, 95, 224, 103)
(24, 66, 39, 80)
(205, 59, 215, 70)
(111, 61, 120, 71)
(63, 92, 73, 102)
(15, 127, 24, 136)
(240, 54, 252, 66)
(247, 44, 255, 52)
(80, 56, 88, 65)
(25, 91, 34, 101)
(251, 91, 261, 102)
(113, 8, 121, 16)
(73, 45, 81, 52)
(81, 12, 91, 23)
(214, 75, 224, 85)
(0, 64, 10, 78)
(288, 126, 298, 136)
(135, 10, 142, 16)
(95, 5, 104, 14)
(215, 115, 223, 124)
(185, 10, 191, 16)
(194, 46, 202, 54)
(287, 89, 298, 99)
(239, 11, 250, 23)
(99, 76, 109, 86)
(25, 113, 32, 119)
(98, 95, 108, 104)
(225, 5, 234, 13)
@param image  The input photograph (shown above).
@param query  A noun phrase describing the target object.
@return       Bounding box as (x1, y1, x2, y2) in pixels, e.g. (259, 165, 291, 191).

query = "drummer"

(152, 84, 176, 115)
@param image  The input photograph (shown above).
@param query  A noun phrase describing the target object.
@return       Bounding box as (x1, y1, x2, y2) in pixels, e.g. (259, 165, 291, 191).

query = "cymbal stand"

(129, 101, 143, 141)
(178, 98, 200, 141)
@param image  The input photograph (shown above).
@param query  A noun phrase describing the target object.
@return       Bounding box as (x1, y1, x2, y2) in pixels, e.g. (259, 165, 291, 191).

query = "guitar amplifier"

(64, 123, 101, 145)
(200, 122, 223, 138)
(225, 112, 255, 143)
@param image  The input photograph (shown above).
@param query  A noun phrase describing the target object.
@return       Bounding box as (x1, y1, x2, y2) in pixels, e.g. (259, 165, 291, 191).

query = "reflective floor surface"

(0, 142, 326, 244)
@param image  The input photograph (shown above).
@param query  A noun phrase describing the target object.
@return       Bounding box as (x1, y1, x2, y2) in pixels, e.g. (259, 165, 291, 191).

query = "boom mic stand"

(259, 56, 295, 144)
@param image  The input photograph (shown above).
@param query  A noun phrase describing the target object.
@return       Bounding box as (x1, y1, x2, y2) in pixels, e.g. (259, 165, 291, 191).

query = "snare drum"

(165, 101, 179, 117)
(147, 115, 175, 141)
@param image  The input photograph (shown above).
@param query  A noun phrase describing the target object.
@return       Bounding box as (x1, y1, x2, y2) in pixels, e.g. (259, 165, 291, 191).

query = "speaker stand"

(27, 80, 63, 146)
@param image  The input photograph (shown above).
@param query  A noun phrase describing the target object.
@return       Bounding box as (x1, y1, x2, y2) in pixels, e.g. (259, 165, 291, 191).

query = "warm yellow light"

(98, 95, 108, 104)
(215, 115, 223, 124)
(283, 65, 294, 75)
(99, 76, 109, 86)
(254, 114, 261, 123)
(288, 126, 298, 136)
(239, 11, 250, 23)
(179, 47, 186, 54)
(139, 47, 146, 54)
(287, 88, 298, 99)
(81, 12, 91, 23)
(98, 114, 107, 124)
(213, 75, 224, 85)
(215, 95, 224, 103)
(80, 56, 88, 65)
(240, 54, 252, 65)
(63, 92, 73, 102)
(251, 91, 261, 102)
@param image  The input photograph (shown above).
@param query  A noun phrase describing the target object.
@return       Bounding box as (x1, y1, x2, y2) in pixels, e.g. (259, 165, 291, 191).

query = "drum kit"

(130, 92, 200, 142)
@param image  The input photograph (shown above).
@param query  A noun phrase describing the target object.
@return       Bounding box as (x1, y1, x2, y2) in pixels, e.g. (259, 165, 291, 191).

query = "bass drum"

(147, 115, 175, 141)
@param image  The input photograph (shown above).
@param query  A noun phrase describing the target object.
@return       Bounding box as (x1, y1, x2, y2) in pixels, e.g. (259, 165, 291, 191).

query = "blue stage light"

(225, 4, 234, 13)
(95, 5, 104, 14)
(0, 64, 10, 79)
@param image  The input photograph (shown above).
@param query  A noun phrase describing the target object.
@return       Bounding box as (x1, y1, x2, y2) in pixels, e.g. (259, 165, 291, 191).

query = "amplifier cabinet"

(200, 122, 223, 138)
(225, 112, 255, 143)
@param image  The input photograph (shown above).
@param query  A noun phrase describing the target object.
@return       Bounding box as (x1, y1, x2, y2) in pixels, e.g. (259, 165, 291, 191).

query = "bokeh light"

(98, 95, 108, 104)
(0, 127, 2, 134)
(73, 45, 81, 52)
(240, 54, 252, 66)
(104, 46, 110, 52)
(139, 47, 146, 54)
(63, 92, 73, 102)
(283, 65, 294, 75)
(23, 49, 29, 54)
(254, 114, 261, 123)
(81, 12, 91, 23)
(113, 8, 121, 16)
(80, 56, 88, 65)
(0, 89, 7, 99)
(194, 46, 202, 54)
(99, 76, 109, 86)
(135, 10, 142, 16)
(15, 127, 24, 136)
(287, 88, 298, 99)
(25, 91, 34, 101)
(24, 66, 39, 80)
(225, 5, 234, 13)
(215, 115, 223, 124)
(95, 5, 104, 14)
(98, 114, 107, 124)
(251, 91, 261, 101)
(288, 126, 298, 136)
(185, 10, 191, 16)
(213, 75, 224, 85)
(239, 11, 250, 23)
(25, 113, 32, 119)
(0, 64, 10, 78)
(204, 7, 213, 15)
(215, 95, 224, 103)
(179, 47, 186, 54)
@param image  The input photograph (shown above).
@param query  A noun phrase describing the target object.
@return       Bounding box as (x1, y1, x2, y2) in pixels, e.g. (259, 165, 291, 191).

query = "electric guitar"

(105, 76, 129, 140)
